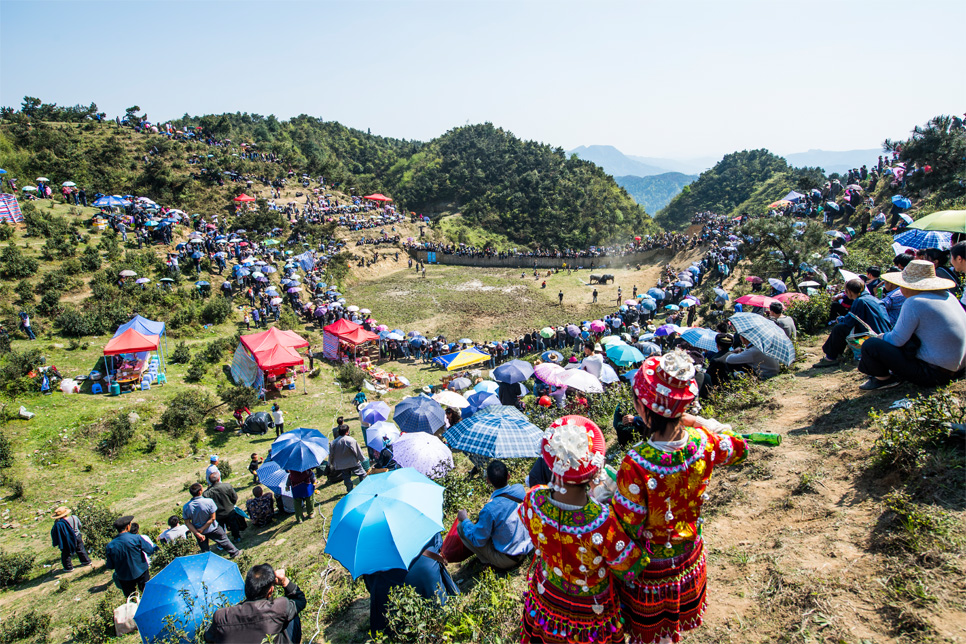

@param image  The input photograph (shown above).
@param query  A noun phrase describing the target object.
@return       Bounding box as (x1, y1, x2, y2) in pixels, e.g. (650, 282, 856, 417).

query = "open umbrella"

(464, 391, 500, 413)
(775, 292, 809, 304)
(654, 324, 682, 337)
(599, 335, 624, 347)
(893, 228, 952, 250)
(767, 278, 787, 293)
(393, 395, 446, 434)
(734, 294, 779, 308)
(798, 280, 821, 288)
(432, 390, 471, 408)
(493, 359, 535, 384)
(365, 421, 401, 452)
(680, 327, 720, 352)
(534, 362, 566, 386)
(599, 364, 620, 384)
(325, 468, 444, 578)
(269, 427, 329, 471)
(391, 434, 454, 478)
(539, 327, 555, 339)
(447, 377, 472, 391)
(360, 401, 391, 425)
(445, 405, 543, 458)
(908, 209, 966, 234)
(606, 343, 646, 367)
(729, 312, 796, 365)
(745, 276, 763, 284)
(473, 380, 499, 395)
(255, 460, 289, 496)
(891, 195, 912, 210)
(119, 270, 137, 277)
(647, 287, 665, 299)
(590, 320, 607, 333)
(135, 278, 151, 284)
(558, 368, 603, 393)
(134, 553, 244, 643)
(664, 304, 680, 311)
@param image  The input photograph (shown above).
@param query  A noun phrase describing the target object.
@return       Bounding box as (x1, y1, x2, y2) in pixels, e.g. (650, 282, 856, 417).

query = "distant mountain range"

(613, 173, 698, 214)
(571, 145, 884, 179)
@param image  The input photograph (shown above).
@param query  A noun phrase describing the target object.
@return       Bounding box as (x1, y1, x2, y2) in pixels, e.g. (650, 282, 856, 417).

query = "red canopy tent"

(341, 327, 379, 345)
(240, 327, 309, 356)
(322, 319, 360, 336)
(232, 327, 310, 393)
(103, 329, 160, 356)
(233, 194, 256, 202)
(322, 319, 379, 360)
(362, 193, 393, 202)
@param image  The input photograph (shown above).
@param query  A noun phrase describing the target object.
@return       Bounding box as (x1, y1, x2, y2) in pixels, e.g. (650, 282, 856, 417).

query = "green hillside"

(655, 149, 825, 229)
(614, 172, 697, 213)
(388, 124, 656, 248)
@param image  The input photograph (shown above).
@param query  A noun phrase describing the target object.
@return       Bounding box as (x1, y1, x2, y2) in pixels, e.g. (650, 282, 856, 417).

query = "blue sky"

(2, 0, 964, 159)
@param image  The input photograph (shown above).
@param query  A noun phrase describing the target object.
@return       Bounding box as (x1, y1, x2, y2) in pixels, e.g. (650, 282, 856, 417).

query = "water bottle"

(742, 432, 783, 446)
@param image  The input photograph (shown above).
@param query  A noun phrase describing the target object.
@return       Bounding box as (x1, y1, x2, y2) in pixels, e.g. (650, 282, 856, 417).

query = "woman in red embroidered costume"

(519, 415, 649, 644)
(612, 350, 748, 644)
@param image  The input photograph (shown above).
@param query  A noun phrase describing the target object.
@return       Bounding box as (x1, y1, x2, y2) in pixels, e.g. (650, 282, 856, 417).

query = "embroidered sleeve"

(598, 513, 649, 582)
(611, 455, 649, 540)
(710, 428, 747, 467)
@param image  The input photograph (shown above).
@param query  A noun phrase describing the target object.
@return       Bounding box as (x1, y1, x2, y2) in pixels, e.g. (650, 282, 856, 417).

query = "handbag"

(440, 517, 472, 563)
(845, 313, 876, 359)
(113, 592, 140, 635)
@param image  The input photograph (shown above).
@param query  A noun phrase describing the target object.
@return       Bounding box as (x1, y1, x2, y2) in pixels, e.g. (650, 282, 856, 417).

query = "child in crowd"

(271, 404, 285, 437)
(248, 453, 263, 484)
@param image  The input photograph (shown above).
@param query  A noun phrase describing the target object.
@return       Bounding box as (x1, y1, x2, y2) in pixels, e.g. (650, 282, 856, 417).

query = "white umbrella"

(61, 181, 76, 187)
(392, 433, 454, 479)
(432, 390, 471, 409)
(22, 186, 37, 192)
(36, 177, 49, 182)
(118, 270, 137, 277)
(558, 369, 604, 394)
(359, 308, 371, 315)
(347, 305, 360, 313)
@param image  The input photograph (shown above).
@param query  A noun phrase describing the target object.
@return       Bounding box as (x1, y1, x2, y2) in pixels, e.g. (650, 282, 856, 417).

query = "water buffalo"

(589, 273, 614, 284)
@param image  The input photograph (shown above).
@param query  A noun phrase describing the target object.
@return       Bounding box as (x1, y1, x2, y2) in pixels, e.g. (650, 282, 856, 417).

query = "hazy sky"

(2, 0, 964, 159)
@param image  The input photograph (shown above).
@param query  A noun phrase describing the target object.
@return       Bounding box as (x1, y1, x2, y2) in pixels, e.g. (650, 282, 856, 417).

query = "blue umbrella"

(194, 280, 209, 286)
(473, 380, 499, 395)
(893, 228, 952, 250)
(713, 287, 729, 300)
(134, 553, 244, 643)
(444, 405, 543, 458)
(680, 327, 720, 352)
(493, 359, 535, 384)
(325, 468, 444, 578)
(621, 369, 640, 382)
(447, 377, 472, 391)
(638, 298, 657, 311)
(674, 281, 692, 288)
(255, 460, 289, 496)
(637, 342, 662, 356)
(891, 195, 912, 210)
(360, 401, 391, 425)
(393, 395, 446, 434)
(191, 251, 203, 260)
(825, 201, 841, 212)
(665, 304, 680, 311)
(269, 427, 329, 471)
(647, 287, 665, 300)
(409, 337, 426, 348)
(464, 391, 500, 414)
(605, 343, 646, 367)
(92, 195, 130, 208)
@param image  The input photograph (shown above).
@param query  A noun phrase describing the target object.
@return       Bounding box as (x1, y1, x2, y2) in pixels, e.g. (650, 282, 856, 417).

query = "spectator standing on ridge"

(50, 506, 92, 571)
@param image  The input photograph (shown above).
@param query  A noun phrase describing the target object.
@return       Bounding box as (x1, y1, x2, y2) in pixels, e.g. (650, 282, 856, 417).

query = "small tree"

(740, 217, 828, 292)
(0, 243, 38, 279)
(158, 389, 214, 437)
(217, 384, 258, 413)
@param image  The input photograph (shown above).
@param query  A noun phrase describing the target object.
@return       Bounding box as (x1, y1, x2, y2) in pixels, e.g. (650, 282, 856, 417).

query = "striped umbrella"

(893, 228, 952, 250)
(393, 395, 446, 434)
(680, 327, 719, 352)
(444, 406, 543, 458)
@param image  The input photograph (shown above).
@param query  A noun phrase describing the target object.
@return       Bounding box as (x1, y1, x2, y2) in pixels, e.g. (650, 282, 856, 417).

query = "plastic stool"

(91, 383, 103, 395)
(140, 380, 151, 391)
(142, 373, 154, 384)
(156, 373, 167, 385)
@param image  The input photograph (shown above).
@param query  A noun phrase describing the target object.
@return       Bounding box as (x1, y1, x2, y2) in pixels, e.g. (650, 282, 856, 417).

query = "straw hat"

(882, 260, 955, 291)
(52, 507, 71, 520)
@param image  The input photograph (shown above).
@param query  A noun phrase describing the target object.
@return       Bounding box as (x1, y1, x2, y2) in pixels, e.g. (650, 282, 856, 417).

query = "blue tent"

(782, 190, 805, 203)
(113, 315, 167, 373)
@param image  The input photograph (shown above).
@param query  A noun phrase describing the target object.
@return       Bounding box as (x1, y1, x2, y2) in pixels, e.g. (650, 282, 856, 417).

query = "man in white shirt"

(159, 516, 190, 543)
(580, 341, 604, 378)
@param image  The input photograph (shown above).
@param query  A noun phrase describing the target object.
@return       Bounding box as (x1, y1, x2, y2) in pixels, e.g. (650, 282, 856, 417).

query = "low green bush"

(0, 429, 13, 469)
(73, 499, 118, 558)
(95, 412, 136, 459)
(336, 363, 367, 390)
(0, 550, 35, 588)
(185, 355, 209, 382)
(0, 347, 43, 396)
(170, 341, 191, 364)
(70, 590, 118, 644)
(200, 297, 232, 325)
(786, 290, 832, 336)
(150, 536, 196, 572)
(0, 608, 50, 643)
(158, 389, 214, 437)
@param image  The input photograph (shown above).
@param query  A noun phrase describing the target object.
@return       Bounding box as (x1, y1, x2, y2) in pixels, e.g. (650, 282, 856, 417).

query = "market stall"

(231, 327, 309, 395)
(102, 328, 161, 392)
(113, 315, 168, 373)
(322, 319, 379, 363)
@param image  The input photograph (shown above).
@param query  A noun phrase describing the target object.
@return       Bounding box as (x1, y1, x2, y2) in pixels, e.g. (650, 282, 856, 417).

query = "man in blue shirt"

(448, 460, 532, 570)
(183, 483, 242, 558)
(104, 515, 158, 597)
(814, 278, 893, 367)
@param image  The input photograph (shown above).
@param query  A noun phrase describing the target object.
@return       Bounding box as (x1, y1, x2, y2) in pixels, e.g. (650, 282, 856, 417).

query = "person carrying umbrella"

(442, 460, 532, 570)
(612, 351, 748, 644)
(204, 564, 306, 644)
(518, 415, 648, 644)
(105, 515, 159, 597)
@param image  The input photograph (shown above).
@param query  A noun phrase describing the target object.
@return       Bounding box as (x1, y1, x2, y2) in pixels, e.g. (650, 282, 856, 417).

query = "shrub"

(79, 245, 101, 272)
(0, 223, 13, 242)
(200, 296, 232, 324)
(704, 372, 772, 422)
(336, 363, 367, 390)
(95, 412, 136, 459)
(158, 389, 214, 437)
(150, 536, 196, 572)
(14, 279, 33, 305)
(0, 608, 50, 643)
(0, 430, 13, 469)
(201, 337, 233, 363)
(0, 347, 43, 396)
(7, 479, 24, 499)
(170, 341, 191, 364)
(785, 290, 832, 336)
(217, 384, 258, 413)
(55, 305, 92, 337)
(0, 550, 35, 588)
(73, 499, 118, 558)
(185, 355, 208, 382)
(219, 460, 233, 480)
(70, 590, 118, 644)
(0, 242, 38, 278)
(870, 388, 964, 478)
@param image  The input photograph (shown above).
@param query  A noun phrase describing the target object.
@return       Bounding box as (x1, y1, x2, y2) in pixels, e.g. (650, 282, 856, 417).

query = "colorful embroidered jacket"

(612, 425, 747, 556)
(519, 486, 650, 595)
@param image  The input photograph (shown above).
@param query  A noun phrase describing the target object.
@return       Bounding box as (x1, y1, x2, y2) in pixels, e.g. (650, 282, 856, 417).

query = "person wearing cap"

(857, 260, 966, 390)
(50, 506, 92, 571)
(104, 515, 158, 597)
(612, 350, 748, 644)
(518, 415, 648, 644)
(206, 455, 221, 484)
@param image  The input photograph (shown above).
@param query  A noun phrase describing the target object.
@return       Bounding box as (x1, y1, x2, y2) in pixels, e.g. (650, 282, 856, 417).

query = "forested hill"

(615, 172, 697, 214)
(388, 124, 656, 248)
(655, 149, 826, 230)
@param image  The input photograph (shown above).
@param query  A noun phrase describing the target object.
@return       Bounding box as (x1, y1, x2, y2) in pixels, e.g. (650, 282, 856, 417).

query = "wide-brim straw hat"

(882, 260, 956, 291)
(52, 506, 71, 520)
